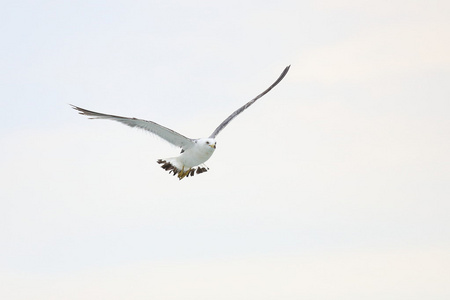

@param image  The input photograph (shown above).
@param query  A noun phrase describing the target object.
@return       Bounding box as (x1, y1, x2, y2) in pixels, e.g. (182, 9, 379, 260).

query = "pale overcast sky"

(1, 0, 449, 299)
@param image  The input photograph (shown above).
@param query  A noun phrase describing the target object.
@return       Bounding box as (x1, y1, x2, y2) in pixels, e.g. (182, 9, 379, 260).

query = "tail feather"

(157, 159, 209, 180)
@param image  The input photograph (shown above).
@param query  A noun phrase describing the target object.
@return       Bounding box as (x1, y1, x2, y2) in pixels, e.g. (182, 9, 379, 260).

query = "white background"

(1, 0, 449, 299)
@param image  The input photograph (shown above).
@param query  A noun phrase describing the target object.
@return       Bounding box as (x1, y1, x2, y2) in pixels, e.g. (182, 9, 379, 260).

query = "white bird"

(71, 65, 290, 180)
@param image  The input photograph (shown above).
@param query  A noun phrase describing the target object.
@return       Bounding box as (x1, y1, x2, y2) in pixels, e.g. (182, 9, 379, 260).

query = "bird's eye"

(206, 141, 209, 144)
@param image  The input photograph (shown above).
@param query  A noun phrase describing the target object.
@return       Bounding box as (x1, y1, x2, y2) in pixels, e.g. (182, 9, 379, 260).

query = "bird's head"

(197, 138, 217, 150)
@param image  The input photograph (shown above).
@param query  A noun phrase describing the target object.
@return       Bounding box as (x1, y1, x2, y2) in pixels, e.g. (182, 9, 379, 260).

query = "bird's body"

(157, 138, 216, 179)
(72, 66, 290, 179)
(177, 138, 216, 168)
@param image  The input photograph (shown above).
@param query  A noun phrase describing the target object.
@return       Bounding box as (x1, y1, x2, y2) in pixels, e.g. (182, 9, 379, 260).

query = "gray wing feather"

(71, 105, 195, 150)
(209, 65, 290, 138)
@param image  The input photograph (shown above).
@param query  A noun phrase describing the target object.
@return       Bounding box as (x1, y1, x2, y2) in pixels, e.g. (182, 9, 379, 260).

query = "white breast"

(179, 144, 215, 168)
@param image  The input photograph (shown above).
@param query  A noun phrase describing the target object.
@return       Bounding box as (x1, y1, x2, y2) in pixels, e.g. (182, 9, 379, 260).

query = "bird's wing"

(209, 65, 290, 139)
(71, 105, 195, 150)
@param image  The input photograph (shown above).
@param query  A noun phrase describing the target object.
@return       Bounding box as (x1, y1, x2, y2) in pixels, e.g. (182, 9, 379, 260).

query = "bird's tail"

(157, 158, 208, 180)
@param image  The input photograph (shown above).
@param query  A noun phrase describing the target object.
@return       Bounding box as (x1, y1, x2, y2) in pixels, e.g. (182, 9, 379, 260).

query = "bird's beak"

(210, 144, 216, 149)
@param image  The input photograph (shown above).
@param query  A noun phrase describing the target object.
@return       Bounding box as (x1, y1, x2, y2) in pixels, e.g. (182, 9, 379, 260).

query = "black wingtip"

(281, 65, 291, 77)
(69, 104, 82, 112)
(70, 104, 81, 113)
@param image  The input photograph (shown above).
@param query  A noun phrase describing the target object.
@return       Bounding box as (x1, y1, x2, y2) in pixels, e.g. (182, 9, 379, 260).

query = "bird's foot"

(177, 167, 191, 180)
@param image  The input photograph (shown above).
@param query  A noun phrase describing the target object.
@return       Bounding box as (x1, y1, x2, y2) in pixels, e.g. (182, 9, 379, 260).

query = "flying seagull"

(71, 65, 290, 180)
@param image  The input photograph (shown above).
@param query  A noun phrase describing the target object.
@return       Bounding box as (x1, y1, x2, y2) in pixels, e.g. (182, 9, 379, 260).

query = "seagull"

(71, 65, 290, 180)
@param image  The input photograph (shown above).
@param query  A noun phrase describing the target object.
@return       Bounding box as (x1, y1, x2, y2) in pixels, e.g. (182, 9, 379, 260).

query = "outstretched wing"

(209, 65, 290, 138)
(71, 105, 195, 150)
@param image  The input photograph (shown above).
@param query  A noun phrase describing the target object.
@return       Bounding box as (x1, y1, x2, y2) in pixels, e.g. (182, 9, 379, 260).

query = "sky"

(1, 0, 449, 299)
